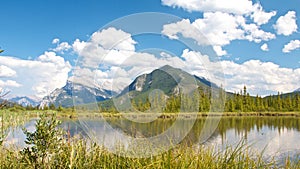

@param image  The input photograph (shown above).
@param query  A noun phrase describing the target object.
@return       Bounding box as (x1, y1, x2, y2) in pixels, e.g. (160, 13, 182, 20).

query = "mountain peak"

(40, 81, 116, 108)
(119, 64, 216, 98)
(9, 96, 40, 107)
(160, 64, 173, 69)
(294, 88, 300, 92)
(159, 65, 179, 71)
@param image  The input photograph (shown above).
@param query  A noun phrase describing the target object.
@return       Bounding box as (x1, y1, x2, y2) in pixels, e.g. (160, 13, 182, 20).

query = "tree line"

(128, 86, 300, 113)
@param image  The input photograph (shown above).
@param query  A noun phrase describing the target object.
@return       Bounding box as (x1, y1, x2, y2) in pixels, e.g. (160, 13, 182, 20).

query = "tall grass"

(0, 113, 299, 168)
(2, 140, 299, 168)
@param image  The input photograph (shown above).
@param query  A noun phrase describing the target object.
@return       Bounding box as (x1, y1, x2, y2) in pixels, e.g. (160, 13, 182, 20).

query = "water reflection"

(3, 116, 300, 161)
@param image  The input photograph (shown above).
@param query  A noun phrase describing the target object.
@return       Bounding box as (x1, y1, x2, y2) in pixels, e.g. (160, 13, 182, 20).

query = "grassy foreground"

(0, 141, 289, 169)
(1, 113, 300, 168)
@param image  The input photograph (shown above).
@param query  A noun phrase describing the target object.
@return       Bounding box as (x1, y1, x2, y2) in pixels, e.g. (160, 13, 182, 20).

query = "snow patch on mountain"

(9, 96, 40, 107)
(39, 80, 116, 108)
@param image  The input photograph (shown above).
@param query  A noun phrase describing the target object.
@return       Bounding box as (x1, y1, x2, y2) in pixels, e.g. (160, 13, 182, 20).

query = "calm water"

(4, 116, 300, 162)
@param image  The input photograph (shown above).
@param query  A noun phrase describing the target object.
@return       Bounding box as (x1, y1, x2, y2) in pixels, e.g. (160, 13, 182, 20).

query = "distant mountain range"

(6, 65, 300, 108)
(294, 88, 300, 92)
(9, 96, 40, 107)
(39, 81, 116, 108)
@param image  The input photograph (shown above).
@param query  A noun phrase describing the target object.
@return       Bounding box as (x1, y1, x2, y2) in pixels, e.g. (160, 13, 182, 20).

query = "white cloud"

(161, 1, 276, 52)
(241, 22, 275, 43)
(52, 38, 60, 44)
(0, 65, 16, 77)
(91, 27, 137, 51)
(72, 39, 87, 54)
(161, 0, 253, 15)
(179, 49, 300, 95)
(0, 52, 71, 98)
(73, 27, 139, 68)
(76, 41, 300, 96)
(192, 12, 245, 46)
(251, 3, 276, 25)
(71, 27, 299, 96)
(282, 40, 300, 53)
(162, 12, 275, 47)
(71, 27, 190, 92)
(162, 19, 209, 45)
(0, 80, 22, 88)
(274, 11, 298, 36)
(213, 46, 227, 56)
(161, 0, 277, 26)
(160, 52, 173, 58)
(52, 42, 71, 53)
(260, 43, 269, 51)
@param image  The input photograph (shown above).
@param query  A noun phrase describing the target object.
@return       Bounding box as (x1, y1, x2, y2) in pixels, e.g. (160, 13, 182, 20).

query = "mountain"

(40, 81, 116, 108)
(120, 65, 217, 96)
(293, 88, 300, 93)
(259, 88, 300, 101)
(9, 96, 40, 107)
(100, 65, 220, 111)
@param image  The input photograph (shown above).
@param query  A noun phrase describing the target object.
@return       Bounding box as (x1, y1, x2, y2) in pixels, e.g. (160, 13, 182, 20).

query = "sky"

(0, 0, 300, 99)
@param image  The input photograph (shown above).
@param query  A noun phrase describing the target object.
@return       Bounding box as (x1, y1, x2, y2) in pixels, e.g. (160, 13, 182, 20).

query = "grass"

(0, 139, 283, 168)
(1, 138, 299, 168)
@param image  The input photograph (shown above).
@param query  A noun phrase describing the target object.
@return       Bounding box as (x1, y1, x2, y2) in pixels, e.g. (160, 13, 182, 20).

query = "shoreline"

(43, 112, 300, 119)
(79, 112, 300, 119)
(2, 110, 299, 119)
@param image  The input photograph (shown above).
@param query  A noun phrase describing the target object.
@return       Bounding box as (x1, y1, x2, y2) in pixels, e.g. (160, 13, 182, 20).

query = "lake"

(3, 116, 300, 162)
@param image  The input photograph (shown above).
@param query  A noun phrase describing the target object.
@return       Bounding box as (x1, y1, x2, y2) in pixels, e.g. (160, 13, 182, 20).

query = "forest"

(121, 86, 300, 113)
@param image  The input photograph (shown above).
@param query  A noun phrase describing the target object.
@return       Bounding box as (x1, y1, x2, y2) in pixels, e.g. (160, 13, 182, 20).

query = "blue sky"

(0, 0, 300, 99)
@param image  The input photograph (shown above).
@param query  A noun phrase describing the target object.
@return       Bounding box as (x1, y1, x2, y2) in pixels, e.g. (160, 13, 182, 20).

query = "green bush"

(20, 114, 65, 168)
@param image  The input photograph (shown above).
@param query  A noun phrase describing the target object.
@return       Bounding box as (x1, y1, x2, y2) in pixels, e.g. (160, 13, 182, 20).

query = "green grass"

(1, 138, 299, 168)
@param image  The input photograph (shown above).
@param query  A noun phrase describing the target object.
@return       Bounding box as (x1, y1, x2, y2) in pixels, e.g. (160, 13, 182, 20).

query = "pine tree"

(277, 92, 282, 111)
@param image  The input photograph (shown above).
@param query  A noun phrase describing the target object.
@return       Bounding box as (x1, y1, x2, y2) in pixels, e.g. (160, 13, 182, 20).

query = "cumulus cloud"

(282, 40, 300, 53)
(91, 27, 137, 51)
(274, 11, 298, 36)
(0, 65, 16, 77)
(161, 0, 253, 15)
(260, 43, 269, 51)
(73, 32, 300, 96)
(161, 0, 277, 25)
(213, 46, 227, 56)
(52, 38, 60, 44)
(70, 26, 300, 96)
(72, 39, 87, 54)
(162, 12, 275, 47)
(0, 80, 22, 88)
(72, 27, 138, 68)
(161, 0, 277, 54)
(251, 3, 276, 25)
(178, 49, 300, 95)
(52, 42, 71, 53)
(241, 22, 275, 43)
(161, 19, 209, 44)
(71, 27, 189, 92)
(0, 52, 71, 98)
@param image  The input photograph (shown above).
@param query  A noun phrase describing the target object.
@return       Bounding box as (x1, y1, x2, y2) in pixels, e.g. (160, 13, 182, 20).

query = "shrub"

(20, 113, 65, 168)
